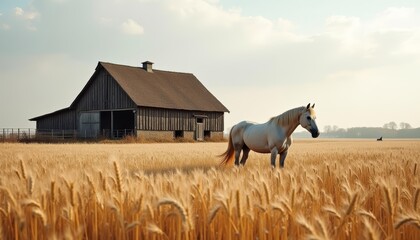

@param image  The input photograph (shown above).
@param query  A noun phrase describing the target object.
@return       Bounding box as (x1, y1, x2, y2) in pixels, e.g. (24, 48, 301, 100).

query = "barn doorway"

(195, 117, 204, 141)
(99, 110, 136, 138)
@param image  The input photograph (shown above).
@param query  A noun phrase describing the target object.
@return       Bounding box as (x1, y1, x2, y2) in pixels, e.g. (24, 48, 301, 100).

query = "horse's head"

(300, 103, 320, 138)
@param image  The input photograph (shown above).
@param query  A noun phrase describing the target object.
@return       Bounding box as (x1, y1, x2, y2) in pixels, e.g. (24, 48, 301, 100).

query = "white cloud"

(121, 19, 144, 35)
(12, 7, 39, 31)
(15, 7, 24, 16)
(14, 6, 39, 20)
(371, 7, 417, 30)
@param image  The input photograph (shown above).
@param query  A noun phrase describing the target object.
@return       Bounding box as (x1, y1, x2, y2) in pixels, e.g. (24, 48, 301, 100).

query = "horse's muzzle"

(311, 130, 320, 138)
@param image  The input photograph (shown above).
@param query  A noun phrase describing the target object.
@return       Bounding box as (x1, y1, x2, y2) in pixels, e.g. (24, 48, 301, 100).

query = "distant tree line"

(293, 122, 419, 138)
(382, 121, 412, 130)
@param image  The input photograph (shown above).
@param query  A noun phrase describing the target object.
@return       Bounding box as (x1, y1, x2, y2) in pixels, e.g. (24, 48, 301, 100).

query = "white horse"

(220, 103, 320, 168)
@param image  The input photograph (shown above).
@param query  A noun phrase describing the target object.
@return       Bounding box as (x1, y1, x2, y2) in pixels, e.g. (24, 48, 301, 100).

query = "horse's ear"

(306, 103, 310, 109)
(312, 103, 315, 108)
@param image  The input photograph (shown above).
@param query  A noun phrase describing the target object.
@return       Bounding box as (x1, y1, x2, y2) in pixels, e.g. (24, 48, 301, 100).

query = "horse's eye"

(306, 116, 311, 121)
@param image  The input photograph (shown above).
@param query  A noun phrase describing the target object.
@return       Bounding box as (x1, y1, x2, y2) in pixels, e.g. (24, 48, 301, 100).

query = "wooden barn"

(29, 61, 229, 141)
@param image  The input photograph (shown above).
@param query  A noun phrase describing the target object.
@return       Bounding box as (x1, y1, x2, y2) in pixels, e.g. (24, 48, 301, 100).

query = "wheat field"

(0, 140, 419, 239)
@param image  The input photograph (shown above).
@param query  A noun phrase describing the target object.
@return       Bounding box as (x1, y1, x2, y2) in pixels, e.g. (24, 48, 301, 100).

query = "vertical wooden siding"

(36, 110, 76, 130)
(137, 107, 224, 131)
(76, 70, 136, 111)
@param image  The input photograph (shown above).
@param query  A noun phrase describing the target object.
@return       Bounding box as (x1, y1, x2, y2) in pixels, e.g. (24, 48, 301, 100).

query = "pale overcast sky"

(1, 0, 420, 132)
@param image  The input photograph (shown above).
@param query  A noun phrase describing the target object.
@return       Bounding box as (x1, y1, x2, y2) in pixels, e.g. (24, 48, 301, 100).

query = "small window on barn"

(174, 130, 184, 138)
(204, 131, 211, 138)
(196, 118, 203, 123)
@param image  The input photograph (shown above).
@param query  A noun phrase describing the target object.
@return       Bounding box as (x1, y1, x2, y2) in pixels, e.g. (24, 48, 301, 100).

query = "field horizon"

(0, 140, 419, 239)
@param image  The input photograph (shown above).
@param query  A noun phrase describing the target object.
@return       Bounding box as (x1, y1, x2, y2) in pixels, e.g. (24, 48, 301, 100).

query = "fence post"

(18, 129, 20, 140)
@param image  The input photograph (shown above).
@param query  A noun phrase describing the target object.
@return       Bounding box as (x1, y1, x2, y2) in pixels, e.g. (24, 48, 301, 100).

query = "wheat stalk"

(20, 199, 41, 208)
(263, 181, 270, 205)
(50, 181, 55, 203)
(146, 222, 165, 235)
(20, 159, 27, 180)
(235, 189, 242, 219)
(113, 161, 123, 193)
(394, 213, 420, 229)
(32, 208, 47, 227)
(208, 204, 222, 224)
(158, 197, 189, 230)
(0, 186, 17, 207)
(27, 176, 34, 196)
(413, 187, 419, 210)
(363, 219, 381, 240)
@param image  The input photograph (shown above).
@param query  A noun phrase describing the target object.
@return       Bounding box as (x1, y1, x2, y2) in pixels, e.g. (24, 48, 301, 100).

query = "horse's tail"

(219, 127, 235, 165)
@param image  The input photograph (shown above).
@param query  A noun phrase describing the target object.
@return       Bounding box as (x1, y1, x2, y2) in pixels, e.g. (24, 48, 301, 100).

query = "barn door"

(196, 118, 204, 141)
(79, 112, 100, 138)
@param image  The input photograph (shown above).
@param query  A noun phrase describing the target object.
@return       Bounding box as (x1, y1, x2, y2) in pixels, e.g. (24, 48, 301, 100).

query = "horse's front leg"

(279, 150, 288, 168)
(270, 148, 278, 168)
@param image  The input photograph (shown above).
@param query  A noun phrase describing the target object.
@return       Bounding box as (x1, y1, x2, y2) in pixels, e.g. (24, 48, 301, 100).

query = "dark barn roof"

(30, 61, 228, 120)
(98, 62, 229, 112)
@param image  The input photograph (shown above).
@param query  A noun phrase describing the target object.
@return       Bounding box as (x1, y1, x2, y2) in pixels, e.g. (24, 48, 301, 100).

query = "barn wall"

(76, 69, 136, 112)
(35, 110, 76, 130)
(137, 107, 224, 131)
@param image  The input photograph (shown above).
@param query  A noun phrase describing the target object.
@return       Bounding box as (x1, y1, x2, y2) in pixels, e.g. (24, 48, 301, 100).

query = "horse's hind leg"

(234, 149, 241, 166)
(239, 146, 250, 165)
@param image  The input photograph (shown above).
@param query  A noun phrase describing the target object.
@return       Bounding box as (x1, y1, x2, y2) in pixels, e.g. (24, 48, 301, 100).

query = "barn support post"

(133, 109, 137, 137)
(111, 111, 114, 139)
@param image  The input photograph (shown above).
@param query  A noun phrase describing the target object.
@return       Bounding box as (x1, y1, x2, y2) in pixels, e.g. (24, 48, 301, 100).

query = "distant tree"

(389, 121, 398, 130)
(383, 121, 398, 130)
(324, 125, 332, 133)
(399, 122, 412, 129)
(333, 125, 339, 132)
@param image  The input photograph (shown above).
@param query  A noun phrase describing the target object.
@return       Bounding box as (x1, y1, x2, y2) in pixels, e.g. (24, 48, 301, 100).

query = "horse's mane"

(269, 106, 306, 126)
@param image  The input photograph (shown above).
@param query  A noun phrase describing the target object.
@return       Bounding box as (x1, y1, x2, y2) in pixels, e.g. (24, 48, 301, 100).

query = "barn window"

(204, 131, 211, 138)
(196, 118, 203, 123)
(174, 130, 184, 138)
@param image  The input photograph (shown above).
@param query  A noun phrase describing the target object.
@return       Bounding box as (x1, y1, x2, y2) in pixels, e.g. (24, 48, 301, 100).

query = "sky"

(1, 0, 420, 132)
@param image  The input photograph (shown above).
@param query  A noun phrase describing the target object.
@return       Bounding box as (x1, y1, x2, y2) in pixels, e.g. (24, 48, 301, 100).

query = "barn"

(29, 61, 229, 141)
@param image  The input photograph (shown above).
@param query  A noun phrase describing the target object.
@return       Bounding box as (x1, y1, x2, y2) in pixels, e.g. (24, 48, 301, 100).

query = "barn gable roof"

(29, 107, 72, 121)
(96, 62, 229, 112)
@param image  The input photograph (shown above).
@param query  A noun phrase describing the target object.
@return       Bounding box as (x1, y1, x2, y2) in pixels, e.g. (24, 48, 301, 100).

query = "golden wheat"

(0, 140, 419, 239)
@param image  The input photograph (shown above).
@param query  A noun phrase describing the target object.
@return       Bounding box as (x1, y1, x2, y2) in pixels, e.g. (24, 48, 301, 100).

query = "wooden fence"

(1, 128, 135, 141)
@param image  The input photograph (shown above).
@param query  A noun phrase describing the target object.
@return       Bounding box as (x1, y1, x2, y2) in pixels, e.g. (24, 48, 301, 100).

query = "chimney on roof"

(142, 61, 154, 73)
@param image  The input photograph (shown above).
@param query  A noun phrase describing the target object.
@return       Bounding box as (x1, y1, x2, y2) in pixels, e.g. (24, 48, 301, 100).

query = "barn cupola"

(142, 61, 154, 73)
